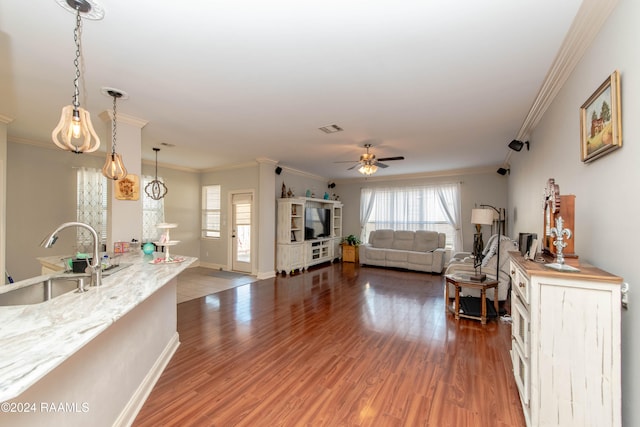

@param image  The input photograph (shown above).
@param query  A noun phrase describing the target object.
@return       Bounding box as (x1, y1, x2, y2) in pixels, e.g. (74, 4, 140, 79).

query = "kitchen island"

(0, 251, 197, 427)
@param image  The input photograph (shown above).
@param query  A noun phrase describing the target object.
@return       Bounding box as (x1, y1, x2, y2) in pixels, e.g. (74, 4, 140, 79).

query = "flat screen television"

(305, 208, 331, 240)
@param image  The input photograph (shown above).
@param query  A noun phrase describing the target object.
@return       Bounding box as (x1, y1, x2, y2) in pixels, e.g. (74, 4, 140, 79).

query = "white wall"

(508, 0, 639, 423)
(337, 169, 508, 253)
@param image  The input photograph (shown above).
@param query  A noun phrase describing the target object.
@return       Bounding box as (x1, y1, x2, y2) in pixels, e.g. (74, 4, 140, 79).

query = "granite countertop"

(0, 251, 197, 402)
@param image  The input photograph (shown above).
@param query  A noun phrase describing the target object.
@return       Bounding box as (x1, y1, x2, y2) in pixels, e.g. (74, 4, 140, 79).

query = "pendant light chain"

(111, 93, 117, 153)
(72, 8, 82, 111)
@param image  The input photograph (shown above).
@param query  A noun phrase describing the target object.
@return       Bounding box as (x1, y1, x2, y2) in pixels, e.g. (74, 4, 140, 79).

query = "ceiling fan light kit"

(336, 143, 405, 176)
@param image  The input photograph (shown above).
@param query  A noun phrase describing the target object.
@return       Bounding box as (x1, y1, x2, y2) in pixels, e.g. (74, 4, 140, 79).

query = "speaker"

(275, 166, 282, 175)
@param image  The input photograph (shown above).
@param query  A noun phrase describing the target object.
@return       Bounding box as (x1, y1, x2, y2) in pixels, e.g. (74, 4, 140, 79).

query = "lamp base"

(469, 273, 486, 282)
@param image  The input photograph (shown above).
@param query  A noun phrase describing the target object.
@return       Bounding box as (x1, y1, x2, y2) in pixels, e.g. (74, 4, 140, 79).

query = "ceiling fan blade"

(376, 162, 389, 168)
(334, 160, 360, 163)
(347, 163, 360, 170)
(377, 156, 405, 162)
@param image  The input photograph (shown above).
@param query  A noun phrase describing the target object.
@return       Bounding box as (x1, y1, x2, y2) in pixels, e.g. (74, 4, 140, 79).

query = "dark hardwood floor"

(133, 263, 525, 426)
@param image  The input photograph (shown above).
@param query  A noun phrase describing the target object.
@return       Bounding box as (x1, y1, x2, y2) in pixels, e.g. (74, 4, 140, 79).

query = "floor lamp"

(470, 208, 494, 281)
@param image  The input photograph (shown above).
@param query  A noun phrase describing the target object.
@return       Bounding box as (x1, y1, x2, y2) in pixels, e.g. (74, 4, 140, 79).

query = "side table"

(341, 244, 359, 263)
(445, 274, 499, 325)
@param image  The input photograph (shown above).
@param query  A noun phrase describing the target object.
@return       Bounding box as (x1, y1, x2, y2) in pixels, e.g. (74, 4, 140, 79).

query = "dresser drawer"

(512, 341, 530, 406)
(512, 295, 530, 356)
(512, 265, 530, 305)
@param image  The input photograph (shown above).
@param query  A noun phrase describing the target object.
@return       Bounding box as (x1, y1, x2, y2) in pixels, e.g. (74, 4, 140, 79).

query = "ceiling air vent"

(318, 124, 343, 134)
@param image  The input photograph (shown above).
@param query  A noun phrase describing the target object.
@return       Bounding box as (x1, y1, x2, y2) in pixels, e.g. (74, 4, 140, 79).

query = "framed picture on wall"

(115, 174, 140, 200)
(580, 70, 622, 163)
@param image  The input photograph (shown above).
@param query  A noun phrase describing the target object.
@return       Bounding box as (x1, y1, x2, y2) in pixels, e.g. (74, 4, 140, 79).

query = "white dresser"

(509, 252, 622, 427)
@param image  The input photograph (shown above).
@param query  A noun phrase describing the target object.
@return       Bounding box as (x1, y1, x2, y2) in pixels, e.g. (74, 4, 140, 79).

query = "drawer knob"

(519, 281, 526, 288)
(511, 269, 515, 275)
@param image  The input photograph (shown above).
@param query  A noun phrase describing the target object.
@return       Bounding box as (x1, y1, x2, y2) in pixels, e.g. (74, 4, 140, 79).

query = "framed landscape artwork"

(580, 70, 622, 163)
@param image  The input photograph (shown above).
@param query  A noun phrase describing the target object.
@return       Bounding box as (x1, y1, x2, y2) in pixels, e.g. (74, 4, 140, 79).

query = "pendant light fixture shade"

(52, 1, 103, 153)
(102, 89, 127, 180)
(145, 148, 168, 200)
(358, 163, 378, 176)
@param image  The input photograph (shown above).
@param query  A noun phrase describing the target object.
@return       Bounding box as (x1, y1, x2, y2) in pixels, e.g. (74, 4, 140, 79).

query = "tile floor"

(176, 266, 257, 304)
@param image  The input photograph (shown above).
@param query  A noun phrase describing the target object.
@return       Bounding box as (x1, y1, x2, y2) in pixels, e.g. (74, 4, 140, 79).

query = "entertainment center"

(276, 197, 343, 275)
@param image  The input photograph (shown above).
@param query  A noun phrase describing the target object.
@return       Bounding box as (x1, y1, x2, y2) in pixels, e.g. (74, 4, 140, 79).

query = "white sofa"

(444, 235, 518, 301)
(359, 230, 447, 273)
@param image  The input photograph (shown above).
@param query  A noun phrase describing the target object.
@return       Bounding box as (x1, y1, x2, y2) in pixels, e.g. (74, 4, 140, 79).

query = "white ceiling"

(1, 0, 585, 179)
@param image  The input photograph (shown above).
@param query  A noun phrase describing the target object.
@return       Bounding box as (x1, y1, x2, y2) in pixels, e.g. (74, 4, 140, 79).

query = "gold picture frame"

(115, 174, 140, 200)
(580, 70, 622, 163)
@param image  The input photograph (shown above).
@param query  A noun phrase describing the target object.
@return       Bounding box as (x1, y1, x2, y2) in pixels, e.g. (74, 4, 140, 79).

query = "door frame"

(227, 189, 255, 274)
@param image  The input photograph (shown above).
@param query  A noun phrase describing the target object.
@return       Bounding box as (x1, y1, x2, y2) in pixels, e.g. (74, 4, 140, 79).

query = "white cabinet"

(509, 252, 622, 427)
(276, 198, 343, 275)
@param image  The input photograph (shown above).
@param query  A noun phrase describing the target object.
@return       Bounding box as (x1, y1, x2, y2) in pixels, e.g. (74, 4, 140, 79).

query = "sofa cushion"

(413, 230, 440, 252)
(370, 230, 395, 249)
(365, 247, 387, 261)
(407, 251, 434, 265)
(385, 249, 408, 263)
(391, 231, 415, 250)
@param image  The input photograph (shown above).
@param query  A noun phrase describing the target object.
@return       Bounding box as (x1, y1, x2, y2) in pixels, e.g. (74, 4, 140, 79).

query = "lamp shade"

(471, 208, 494, 225)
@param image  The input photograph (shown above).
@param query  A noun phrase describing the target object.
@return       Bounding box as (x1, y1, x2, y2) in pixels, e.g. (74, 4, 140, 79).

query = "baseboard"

(198, 261, 226, 270)
(114, 332, 180, 427)
(257, 270, 276, 280)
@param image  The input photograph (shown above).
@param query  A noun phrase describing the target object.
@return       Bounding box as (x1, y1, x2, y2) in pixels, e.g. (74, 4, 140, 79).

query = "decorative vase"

(142, 242, 155, 255)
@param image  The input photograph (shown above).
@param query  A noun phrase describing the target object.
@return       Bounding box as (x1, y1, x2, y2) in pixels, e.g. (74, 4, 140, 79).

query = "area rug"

(209, 270, 252, 280)
(177, 268, 258, 304)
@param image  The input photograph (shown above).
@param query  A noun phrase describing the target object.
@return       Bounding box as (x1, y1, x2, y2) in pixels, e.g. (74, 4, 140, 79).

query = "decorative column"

(99, 111, 147, 251)
(256, 158, 277, 280)
(0, 114, 13, 282)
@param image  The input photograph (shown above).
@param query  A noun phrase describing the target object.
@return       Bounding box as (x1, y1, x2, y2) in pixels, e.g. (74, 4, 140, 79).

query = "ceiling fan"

(336, 143, 405, 175)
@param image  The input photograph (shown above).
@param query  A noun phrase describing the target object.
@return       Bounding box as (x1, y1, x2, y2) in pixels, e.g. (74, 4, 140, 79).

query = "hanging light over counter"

(51, 0, 104, 153)
(145, 148, 168, 200)
(102, 89, 127, 180)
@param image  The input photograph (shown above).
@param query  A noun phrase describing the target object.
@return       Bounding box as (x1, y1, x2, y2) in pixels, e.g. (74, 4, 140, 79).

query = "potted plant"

(342, 234, 361, 246)
(341, 235, 361, 263)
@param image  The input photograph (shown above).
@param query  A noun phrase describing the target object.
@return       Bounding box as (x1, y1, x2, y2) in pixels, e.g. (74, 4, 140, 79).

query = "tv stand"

(276, 197, 343, 275)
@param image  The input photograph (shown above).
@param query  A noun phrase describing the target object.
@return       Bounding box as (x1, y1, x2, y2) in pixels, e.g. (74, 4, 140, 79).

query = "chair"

(444, 235, 517, 301)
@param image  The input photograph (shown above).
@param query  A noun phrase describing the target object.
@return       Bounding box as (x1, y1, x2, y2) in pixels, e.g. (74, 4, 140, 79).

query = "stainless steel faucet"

(41, 222, 102, 287)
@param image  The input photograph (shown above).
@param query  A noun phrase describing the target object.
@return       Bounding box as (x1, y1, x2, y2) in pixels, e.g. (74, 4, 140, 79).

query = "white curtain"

(142, 175, 165, 242)
(360, 183, 462, 251)
(76, 167, 106, 252)
(437, 182, 462, 251)
(359, 188, 376, 242)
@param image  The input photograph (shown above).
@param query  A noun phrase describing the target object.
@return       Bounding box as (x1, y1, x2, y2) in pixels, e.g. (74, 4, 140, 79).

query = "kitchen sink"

(0, 263, 133, 306)
(0, 276, 85, 306)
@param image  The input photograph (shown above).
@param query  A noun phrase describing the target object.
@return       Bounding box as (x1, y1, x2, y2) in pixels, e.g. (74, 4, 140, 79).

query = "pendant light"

(52, 0, 104, 153)
(145, 148, 168, 200)
(102, 89, 127, 180)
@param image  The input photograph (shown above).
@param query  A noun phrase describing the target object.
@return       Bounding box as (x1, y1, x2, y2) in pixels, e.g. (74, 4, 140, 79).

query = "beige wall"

(508, 0, 639, 422)
(5, 142, 200, 281)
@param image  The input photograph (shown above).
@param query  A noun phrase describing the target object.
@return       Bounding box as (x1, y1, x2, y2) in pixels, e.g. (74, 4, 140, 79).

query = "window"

(76, 167, 107, 252)
(202, 185, 221, 238)
(77, 169, 166, 251)
(360, 183, 462, 251)
(142, 175, 165, 242)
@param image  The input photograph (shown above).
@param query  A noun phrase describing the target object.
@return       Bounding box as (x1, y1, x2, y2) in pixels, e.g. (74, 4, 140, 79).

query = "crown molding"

(504, 0, 619, 167)
(0, 114, 14, 124)
(99, 111, 149, 128)
(334, 165, 499, 184)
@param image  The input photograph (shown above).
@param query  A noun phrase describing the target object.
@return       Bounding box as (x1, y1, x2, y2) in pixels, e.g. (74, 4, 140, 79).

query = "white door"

(231, 192, 252, 273)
